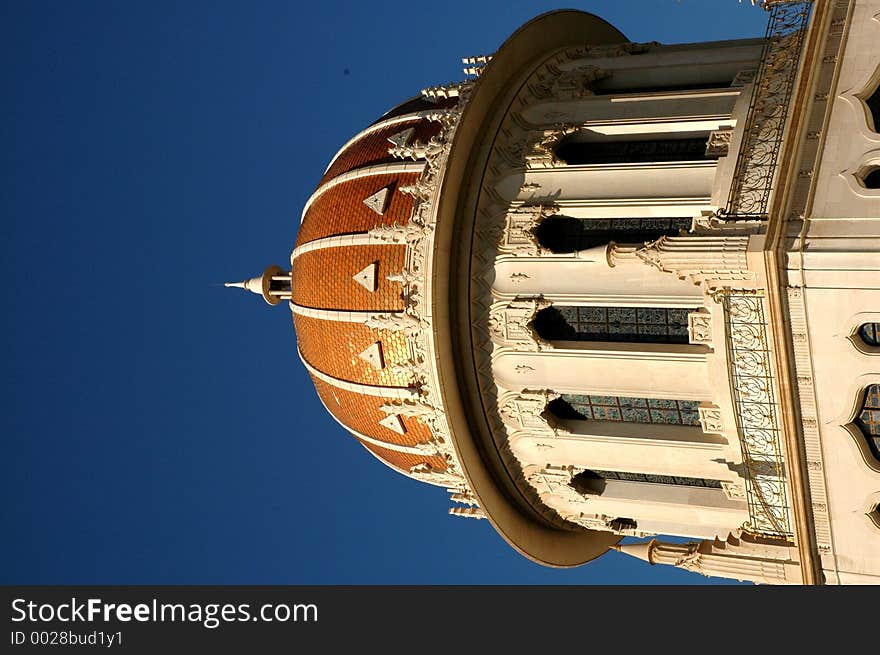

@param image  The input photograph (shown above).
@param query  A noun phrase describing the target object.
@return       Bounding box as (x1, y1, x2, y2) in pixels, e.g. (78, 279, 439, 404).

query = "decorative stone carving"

(398, 179, 433, 200)
(368, 222, 432, 244)
(498, 389, 560, 433)
(363, 186, 390, 215)
(378, 413, 405, 435)
(706, 128, 734, 157)
(722, 481, 748, 501)
(497, 204, 559, 256)
(364, 312, 423, 336)
(358, 342, 385, 370)
(389, 135, 446, 161)
(386, 127, 414, 149)
(691, 211, 764, 234)
(488, 299, 552, 350)
(527, 63, 610, 101)
(379, 400, 439, 421)
(496, 125, 577, 170)
(352, 263, 378, 292)
(698, 404, 724, 434)
(688, 310, 713, 345)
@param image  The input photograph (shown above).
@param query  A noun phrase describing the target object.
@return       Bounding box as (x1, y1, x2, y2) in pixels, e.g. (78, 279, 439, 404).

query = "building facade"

(229, 0, 880, 584)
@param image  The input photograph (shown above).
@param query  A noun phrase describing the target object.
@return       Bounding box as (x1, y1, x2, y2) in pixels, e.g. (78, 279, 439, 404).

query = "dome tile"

(293, 314, 412, 387)
(296, 173, 419, 245)
(291, 244, 406, 311)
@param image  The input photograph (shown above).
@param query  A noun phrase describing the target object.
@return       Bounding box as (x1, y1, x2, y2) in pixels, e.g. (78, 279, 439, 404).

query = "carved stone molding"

(488, 298, 553, 350)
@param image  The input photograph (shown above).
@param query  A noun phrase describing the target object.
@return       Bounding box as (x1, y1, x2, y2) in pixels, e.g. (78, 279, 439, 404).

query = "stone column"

(607, 235, 752, 287)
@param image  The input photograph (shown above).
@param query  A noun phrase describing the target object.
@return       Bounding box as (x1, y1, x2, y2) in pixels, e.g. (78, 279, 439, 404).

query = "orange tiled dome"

(290, 97, 456, 483)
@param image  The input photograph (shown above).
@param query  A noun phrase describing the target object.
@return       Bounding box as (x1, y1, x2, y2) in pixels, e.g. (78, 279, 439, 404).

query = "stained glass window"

(858, 322, 880, 347)
(532, 216, 690, 253)
(593, 469, 722, 489)
(555, 137, 712, 165)
(533, 306, 691, 344)
(548, 394, 700, 426)
(855, 384, 880, 462)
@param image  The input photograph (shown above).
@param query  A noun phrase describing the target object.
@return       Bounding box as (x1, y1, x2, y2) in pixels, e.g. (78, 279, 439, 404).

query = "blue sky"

(2, 1, 768, 584)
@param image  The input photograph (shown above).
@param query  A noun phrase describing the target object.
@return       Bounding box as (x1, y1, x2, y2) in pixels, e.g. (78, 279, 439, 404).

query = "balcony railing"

(720, 1, 812, 220)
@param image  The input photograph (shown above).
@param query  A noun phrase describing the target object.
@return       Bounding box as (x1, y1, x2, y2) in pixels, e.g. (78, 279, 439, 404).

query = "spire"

(613, 540, 656, 564)
(225, 265, 291, 306)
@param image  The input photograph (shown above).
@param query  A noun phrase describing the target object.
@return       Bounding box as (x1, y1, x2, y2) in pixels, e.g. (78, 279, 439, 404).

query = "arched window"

(532, 216, 690, 253)
(555, 136, 712, 165)
(855, 384, 880, 462)
(532, 306, 691, 344)
(858, 322, 880, 347)
(547, 394, 700, 426)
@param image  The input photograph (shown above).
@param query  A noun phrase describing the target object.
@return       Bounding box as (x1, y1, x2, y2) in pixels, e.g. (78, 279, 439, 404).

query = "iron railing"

(720, 1, 813, 220)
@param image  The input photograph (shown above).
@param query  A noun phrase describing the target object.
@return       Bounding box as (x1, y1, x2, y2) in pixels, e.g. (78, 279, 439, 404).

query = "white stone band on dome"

(290, 232, 391, 262)
(297, 348, 419, 399)
(311, 390, 441, 456)
(289, 303, 412, 325)
(300, 161, 426, 223)
(322, 110, 456, 175)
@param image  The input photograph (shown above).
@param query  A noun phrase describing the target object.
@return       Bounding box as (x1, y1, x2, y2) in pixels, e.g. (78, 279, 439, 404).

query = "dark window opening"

(861, 167, 880, 189)
(555, 137, 711, 165)
(570, 470, 605, 496)
(592, 80, 733, 96)
(532, 216, 690, 253)
(866, 84, 880, 132)
(569, 469, 723, 498)
(855, 384, 880, 462)
(858, 322, 880, 347)
(609, 517, 638, 531)
(547, 394, 700, 426)
(532, 306, 690, 344)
